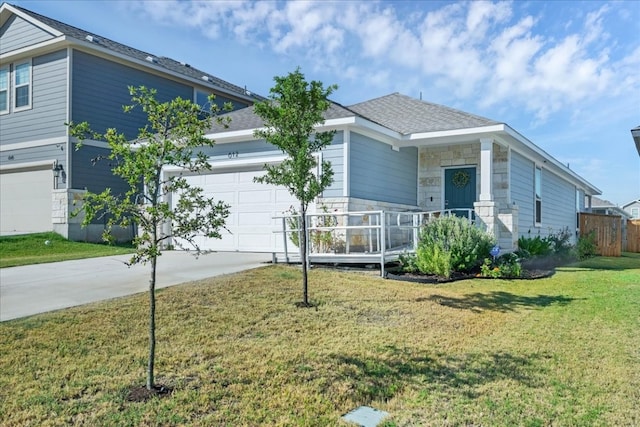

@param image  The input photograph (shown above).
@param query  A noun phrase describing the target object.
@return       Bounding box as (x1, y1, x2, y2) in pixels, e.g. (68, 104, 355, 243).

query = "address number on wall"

(228, 151, 239, 158)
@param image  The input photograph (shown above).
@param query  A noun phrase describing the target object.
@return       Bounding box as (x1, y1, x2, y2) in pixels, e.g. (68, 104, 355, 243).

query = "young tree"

(253, 68, 337, 307)
(70, 86, 230, 392)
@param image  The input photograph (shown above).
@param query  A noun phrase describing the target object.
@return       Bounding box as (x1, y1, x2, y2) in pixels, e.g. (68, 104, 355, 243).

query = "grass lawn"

(0, 253, 638, 426)
(0, 232, 134, 268)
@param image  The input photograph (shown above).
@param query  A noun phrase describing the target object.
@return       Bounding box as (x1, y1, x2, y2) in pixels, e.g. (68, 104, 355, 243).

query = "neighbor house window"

(0, 66, 8, 114)
(14, 60, 31, 110)
(535, 166, 542, 224)
(195, 89, 212, 111)
(631, 207, 639, 219)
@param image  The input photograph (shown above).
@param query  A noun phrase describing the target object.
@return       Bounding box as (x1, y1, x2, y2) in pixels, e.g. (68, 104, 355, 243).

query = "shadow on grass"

(427, 291, 577, 313)
(329, 346, 544, 403)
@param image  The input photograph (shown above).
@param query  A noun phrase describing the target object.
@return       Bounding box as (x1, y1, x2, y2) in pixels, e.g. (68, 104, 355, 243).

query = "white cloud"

(129, 0, 639, 121)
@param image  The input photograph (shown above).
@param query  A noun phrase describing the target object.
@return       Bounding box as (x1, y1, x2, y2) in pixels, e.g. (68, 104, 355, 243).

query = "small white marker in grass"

(342, 406, 389, 427)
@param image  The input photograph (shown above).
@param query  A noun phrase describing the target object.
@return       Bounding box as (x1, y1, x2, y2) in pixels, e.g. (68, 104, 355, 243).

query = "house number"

(228, 151, 239, 158)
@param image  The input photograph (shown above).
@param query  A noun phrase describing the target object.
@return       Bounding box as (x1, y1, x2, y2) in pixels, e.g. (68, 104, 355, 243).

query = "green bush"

(516, 233, 553, 258)
(480, 253, 523, 278)
(413, 215, 495, 278)
(577, 230, 597, 260)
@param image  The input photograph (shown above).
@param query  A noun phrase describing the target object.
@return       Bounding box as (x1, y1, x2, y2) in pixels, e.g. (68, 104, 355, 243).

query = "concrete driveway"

(0, 251, 270, 321)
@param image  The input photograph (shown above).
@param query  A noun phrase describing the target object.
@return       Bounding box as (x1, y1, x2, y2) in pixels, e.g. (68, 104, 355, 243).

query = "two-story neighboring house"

(623, 199, 640, 219)
(0, 2, 260, 241)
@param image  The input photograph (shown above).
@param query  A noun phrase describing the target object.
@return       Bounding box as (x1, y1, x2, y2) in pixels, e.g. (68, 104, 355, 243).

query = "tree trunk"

(300, 204, 309, 306)
(147, 253, 157, 390)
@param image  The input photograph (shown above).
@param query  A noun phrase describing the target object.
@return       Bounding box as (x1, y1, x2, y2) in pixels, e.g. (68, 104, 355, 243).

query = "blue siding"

(322, 131, 344, 198)
(71, 50, 193, 139)
(0, 15, 54, 55)
(511, 151, 578, 238)
(0, 50, 68, 145)
(0, 144, 66, 175)
(511, 151, 534, 232)
(541, 168, 577, 236)
(71, 144, 129, 196)
(350, 132, 417, 205)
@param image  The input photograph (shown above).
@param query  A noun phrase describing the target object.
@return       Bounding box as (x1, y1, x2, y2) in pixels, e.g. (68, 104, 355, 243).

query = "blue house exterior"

(168, 93, 601, 253)
(0, 2, 260, 240)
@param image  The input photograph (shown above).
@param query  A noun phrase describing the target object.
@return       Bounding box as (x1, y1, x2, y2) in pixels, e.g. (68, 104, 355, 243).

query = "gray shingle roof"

(210, 101, 356, 132)
(12, 4, 262, 102)
(209, 92, 500, 136)
(348, 93, 499, 134)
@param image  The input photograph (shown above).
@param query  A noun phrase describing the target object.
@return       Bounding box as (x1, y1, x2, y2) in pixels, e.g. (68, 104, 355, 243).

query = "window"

(14, 60, 31, 110)
(631, 207, 640, 219)
(535, 166, 542, 224)
(0, 66, 8, 114)
(195, 90, 212, 111)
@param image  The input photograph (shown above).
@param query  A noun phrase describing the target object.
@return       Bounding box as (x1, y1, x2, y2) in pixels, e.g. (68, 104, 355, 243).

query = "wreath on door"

(452, 170, 470, 188)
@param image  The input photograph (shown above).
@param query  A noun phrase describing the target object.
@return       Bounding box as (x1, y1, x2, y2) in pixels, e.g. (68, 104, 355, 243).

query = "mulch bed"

(126, 384, 173, 402)
(385, 268, 554, 284)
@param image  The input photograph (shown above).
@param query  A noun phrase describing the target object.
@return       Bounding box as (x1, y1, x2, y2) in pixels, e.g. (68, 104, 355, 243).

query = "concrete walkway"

(0, 251, 270, 321)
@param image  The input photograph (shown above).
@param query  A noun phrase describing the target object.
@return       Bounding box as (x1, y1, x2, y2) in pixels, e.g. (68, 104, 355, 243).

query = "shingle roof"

(209, 92, 500, 136)
(348, 93, 499, 134)
(209, 101, 356, 132)
(11, 4, 262, 102)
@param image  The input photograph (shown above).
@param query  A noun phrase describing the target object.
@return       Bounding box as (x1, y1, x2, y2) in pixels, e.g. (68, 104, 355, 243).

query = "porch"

(273, 209, 476, 276)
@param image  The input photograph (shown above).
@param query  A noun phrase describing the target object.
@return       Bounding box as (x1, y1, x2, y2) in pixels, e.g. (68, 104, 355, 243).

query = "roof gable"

(1, 2, 260, 102)
(347, 93, 500, 135)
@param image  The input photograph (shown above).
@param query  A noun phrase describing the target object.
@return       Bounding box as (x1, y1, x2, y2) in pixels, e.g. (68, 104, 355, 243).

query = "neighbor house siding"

(0, 14, 54, 55)
(71, 50, 193, 139)
(0, 49, 68, 145)
(541, 168, 578, 236)
(71, 144, 129, 195)
(0, 144, 65, 169)
(350, 132, 417, 206)
(510, 150, 535, 233)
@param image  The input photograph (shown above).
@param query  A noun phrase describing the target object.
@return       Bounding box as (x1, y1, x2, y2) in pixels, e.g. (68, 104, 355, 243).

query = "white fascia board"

(403, 124, 508, 143)
(502, 124, 601, 196)
(1, 4, 63, 37)
(0, 136, 68, 151)
(205, 128, 260, 144)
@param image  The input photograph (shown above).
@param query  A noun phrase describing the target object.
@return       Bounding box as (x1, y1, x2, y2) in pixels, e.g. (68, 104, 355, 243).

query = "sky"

(12, 0, 640, 206)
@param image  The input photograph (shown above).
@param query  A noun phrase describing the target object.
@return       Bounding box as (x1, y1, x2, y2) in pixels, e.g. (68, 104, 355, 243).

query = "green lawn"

(0, 253, 638, 426)
(0, 232, 134, 268)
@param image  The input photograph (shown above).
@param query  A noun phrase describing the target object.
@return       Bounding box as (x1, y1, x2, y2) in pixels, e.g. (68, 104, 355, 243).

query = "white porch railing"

(274, 209, 475, 276)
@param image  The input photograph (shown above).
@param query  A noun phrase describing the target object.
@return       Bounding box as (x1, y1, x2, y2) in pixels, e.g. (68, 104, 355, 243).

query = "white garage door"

(0, 167, 52, 234)
(174, 169, 305, 252)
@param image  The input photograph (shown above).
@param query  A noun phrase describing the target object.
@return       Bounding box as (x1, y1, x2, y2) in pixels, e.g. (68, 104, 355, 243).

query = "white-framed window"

(0, 66, 8, 114)
(14, 60, 32, 111)
(631, 207, 640, 219)
(535, 166, 542, 224)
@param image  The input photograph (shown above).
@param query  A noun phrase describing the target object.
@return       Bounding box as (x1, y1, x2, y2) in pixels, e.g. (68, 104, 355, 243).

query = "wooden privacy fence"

(627, 219, 640, 253)
(579, 213, 622, 257)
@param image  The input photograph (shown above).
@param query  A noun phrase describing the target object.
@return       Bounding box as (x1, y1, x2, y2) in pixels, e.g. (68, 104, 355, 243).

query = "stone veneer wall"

(52, 189, 134, 242)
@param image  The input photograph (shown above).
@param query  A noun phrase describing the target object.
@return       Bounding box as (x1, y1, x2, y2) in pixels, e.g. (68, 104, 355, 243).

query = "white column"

(479, 138, 494, 201)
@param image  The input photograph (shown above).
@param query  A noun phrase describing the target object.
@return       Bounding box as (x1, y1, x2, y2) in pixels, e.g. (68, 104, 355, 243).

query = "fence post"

(380, 211, 386, 277)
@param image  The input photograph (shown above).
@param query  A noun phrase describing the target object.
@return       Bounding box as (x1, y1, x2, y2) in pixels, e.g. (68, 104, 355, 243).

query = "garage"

(0, 164, 53, 234)
(172, 168, 303, 252)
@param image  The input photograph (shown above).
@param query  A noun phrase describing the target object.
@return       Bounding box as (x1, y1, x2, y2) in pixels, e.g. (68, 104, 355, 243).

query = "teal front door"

(444, 167, 476, 218)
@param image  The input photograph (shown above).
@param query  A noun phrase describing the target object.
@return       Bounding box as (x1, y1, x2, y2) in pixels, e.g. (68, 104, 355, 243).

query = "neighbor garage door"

(0, 167, 53, 234)
(174, 168, 304, 252)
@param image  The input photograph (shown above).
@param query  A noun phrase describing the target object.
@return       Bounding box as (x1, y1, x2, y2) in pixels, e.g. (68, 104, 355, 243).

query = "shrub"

(479, 253, 522, 278)
(516, 233, 552, 258)
(413, 215, 495, 278)
(546, 227, 574, 256)
(577, 231, 597, 260)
